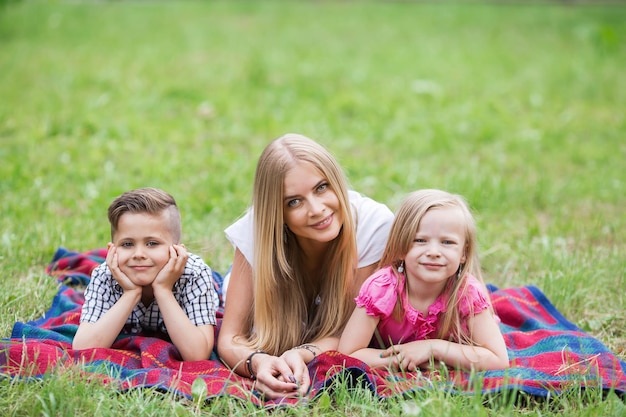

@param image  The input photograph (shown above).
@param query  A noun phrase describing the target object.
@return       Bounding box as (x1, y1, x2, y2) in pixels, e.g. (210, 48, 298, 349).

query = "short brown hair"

(107, 187, 181, 242)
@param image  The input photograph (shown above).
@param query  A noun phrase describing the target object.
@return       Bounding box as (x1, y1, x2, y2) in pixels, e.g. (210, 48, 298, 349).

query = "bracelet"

(293, 344, 319, 358)
(245, 350, 268, 380)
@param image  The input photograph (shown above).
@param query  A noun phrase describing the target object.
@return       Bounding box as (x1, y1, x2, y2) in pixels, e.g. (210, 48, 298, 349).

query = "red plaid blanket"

(1, 248, 624, 406)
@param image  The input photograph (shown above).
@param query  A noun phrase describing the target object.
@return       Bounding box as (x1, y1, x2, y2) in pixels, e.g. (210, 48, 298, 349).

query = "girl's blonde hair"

(380, 189, 490, 346)
(248, 133, 357, 355)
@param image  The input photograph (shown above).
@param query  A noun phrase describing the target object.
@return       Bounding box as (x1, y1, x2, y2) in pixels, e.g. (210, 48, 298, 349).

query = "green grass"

(1, 0, 625, 415)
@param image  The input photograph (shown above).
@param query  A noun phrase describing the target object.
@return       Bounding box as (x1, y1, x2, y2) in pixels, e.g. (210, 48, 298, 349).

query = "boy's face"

(111, 211, 175, 287)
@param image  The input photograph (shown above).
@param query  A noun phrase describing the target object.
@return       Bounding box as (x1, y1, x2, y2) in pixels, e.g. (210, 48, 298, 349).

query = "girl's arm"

(382, 309, 509, 371)
(338, 306, 391, 369)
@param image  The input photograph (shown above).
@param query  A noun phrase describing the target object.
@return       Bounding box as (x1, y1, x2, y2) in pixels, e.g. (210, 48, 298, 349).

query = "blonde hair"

(249, 133, 357, 355)
(107, 187, 181, 243)
(380, 189, 489, 346)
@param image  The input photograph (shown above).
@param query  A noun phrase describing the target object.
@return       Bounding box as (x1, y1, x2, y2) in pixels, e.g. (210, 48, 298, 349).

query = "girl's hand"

(106, 243, 140, 294)
(252, 354, 300, 399)
(152, 244, 188, 292)
(382, 311, 510, 372)
(381, 340, 436, 372)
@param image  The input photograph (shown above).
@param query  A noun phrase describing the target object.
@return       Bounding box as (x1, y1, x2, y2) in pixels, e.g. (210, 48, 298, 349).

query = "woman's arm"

(217, 249, 257, 374)
(217, 249, 300, 398)
(279, 335, 338, 393)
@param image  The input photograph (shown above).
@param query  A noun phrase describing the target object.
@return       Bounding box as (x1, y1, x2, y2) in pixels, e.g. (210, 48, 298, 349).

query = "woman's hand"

(251, 354, 300, 399)
(280, 349, 311, 395)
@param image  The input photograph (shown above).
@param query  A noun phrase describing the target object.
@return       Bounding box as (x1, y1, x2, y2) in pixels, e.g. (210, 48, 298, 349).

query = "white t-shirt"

(222, 190, 394, 301)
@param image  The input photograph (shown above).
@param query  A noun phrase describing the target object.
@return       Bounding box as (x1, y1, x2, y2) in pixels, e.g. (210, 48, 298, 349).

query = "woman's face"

(282, 162, 343, 253)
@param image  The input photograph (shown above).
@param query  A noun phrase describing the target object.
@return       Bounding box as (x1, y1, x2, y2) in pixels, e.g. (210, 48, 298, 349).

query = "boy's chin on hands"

(123, 270, 159, 287)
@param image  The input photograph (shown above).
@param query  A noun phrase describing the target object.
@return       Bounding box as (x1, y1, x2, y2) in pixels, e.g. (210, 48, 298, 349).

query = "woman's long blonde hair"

(380, 189, 491, 346)
(248, 134, 357, 355)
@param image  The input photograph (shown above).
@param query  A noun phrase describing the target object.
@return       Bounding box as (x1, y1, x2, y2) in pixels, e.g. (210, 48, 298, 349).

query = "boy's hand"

(152, 244, 188, 292)
(106, 243, 141, 293)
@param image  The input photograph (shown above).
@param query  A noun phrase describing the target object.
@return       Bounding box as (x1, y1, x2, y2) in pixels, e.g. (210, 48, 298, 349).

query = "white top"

(222, 190, 394, 301)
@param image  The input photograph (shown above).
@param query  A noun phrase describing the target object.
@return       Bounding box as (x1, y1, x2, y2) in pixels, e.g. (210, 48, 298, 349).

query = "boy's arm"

(152, 288, 215, 361)
(74, 245, 145, 350)
(73, 290, 141, 350)
(153, 245, 217, 361)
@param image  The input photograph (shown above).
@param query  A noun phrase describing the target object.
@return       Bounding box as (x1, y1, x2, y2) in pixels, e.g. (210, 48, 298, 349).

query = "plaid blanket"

(1, 248, 624, 407)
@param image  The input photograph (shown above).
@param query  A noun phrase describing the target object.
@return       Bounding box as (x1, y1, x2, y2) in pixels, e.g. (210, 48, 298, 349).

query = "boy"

(73, 187, 219, 361)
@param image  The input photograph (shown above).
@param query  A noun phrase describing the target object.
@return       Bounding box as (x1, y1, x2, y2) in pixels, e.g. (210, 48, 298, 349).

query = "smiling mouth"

(312, 214, 333, 228)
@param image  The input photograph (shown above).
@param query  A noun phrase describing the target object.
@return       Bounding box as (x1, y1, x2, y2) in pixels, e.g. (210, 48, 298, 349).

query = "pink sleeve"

(459, 275, 491, 318)
(354, 267, 400, 319)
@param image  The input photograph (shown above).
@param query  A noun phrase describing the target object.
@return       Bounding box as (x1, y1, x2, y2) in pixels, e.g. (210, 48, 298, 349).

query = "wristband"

(293, 344, 319, 358)
(245, 350, 268, 380)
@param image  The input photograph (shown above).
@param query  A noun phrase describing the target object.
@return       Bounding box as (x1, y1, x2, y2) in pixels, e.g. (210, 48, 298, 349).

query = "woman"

(217, 133, 393, 399)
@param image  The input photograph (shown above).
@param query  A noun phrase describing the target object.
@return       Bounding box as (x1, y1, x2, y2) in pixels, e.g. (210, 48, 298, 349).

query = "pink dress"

(355, 266, 491, 348)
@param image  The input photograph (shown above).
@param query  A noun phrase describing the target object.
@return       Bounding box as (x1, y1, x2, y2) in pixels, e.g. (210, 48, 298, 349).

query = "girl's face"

(403, 206, 467, 290)
(282, 162, 343, 253)
(112, 211, 174, 286)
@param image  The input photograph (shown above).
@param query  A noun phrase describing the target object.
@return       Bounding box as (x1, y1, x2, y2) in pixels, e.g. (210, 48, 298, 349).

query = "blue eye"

(287, 199, 301, 208)
(317, 183, 328, 192)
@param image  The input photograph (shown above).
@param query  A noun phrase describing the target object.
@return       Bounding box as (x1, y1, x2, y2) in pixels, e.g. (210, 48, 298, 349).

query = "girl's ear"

(461, 245, 468, 263)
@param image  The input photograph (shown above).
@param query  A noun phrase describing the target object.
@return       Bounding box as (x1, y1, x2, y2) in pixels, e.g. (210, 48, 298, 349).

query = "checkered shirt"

(80, 252, 219, 334)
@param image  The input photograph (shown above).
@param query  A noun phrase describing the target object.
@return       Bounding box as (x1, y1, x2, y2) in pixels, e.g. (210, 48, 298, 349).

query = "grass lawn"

(0, 0, 624, 415)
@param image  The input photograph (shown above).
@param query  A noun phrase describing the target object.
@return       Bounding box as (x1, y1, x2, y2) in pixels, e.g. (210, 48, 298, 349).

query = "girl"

(217, 134, 394, 399)
(339, 189, 509, 372)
